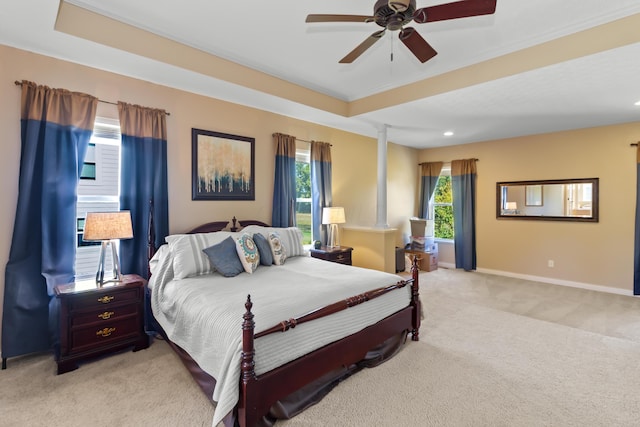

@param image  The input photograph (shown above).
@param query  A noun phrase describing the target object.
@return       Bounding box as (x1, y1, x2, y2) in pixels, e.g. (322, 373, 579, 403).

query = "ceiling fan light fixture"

(388, 0, 411, 12)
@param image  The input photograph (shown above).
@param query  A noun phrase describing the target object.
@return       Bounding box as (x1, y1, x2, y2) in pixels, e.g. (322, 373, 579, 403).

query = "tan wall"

(420, 123, 640, 292)
(0, 45, 418, 345)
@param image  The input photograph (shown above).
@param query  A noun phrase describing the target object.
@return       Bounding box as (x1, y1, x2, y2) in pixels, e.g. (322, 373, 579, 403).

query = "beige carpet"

(2, 268, 640, 426)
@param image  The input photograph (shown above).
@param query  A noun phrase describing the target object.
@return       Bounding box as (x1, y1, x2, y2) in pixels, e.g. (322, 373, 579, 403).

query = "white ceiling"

(1, 0, 640, 148)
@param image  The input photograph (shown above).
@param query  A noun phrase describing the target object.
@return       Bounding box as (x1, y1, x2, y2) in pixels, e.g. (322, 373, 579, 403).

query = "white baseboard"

(435, 262, 634, 297)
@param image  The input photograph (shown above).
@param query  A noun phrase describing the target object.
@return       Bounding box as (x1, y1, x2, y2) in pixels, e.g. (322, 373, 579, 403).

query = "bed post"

(410, 256, 420, 341)
(238, 295, 257, 427)
(147, 199, 155, 277)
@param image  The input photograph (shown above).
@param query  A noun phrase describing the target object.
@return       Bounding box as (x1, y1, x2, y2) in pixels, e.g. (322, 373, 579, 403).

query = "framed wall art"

(192, 128, 255, 200)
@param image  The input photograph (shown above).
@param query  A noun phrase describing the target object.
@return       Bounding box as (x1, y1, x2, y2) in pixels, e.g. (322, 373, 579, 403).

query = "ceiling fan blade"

(339, 30, 385, 63)
(306, 14, 374, 23)
(414, 0, 496, 24)
(399, 27, 437, 63)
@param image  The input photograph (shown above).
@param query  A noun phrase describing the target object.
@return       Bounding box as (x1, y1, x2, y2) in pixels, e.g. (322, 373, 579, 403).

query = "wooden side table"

(309, 246, 353, 266)
(54, 274, 149, 374)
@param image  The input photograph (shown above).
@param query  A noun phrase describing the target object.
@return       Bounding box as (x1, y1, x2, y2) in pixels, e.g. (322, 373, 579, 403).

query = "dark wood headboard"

(187, 221, 229, 234)
(186, 216, 270, 234)
(148, 213, 271, 266)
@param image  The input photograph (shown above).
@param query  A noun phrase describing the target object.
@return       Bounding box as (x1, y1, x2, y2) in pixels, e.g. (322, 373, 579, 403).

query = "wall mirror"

(497, 178, 599, 222)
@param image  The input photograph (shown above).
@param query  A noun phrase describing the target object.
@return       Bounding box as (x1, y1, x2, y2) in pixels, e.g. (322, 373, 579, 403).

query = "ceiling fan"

(306, 0, 497, 64)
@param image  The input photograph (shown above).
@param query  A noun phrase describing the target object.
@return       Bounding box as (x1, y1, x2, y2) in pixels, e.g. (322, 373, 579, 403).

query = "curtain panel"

(452, 159, 477, 271)
(272, 133, 297, 228)
(310, 141, 332, 244)
(418, 162, 444, 218)
(117, 102, 169, 281)
(2, 81, 97, 361)
(634, 145, 640, 295)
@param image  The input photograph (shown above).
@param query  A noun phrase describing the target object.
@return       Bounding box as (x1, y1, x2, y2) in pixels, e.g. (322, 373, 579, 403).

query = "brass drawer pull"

(96, 327, 116, 338)
(98, 311, 115, 320)
(336, 255, 344, 260)
(97, 295, 114, 304)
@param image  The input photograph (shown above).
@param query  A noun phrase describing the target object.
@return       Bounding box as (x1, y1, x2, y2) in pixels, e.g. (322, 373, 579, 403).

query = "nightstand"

(54, 274, 149, 374)
(309, 246, 353, 266)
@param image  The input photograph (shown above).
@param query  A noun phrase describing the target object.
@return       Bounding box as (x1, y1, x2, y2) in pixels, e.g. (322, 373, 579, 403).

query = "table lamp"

(322, 207, 346, 248)
(82, 211, 133, 286)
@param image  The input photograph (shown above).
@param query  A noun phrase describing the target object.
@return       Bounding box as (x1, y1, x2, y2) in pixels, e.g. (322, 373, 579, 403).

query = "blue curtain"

(117, 102, 169, 281)
(452, 159, 477, 271)
(418, 162, 444, 218)
(310, 141, 332, 244)
(635, 147, 640, 295)
(2, 81, 97, 361)
(272, 133, 297, 227)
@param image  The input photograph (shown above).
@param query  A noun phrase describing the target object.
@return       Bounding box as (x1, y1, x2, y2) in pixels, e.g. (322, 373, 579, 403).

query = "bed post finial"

(241, 295, 256, 385)
(231, 216, 239, 232)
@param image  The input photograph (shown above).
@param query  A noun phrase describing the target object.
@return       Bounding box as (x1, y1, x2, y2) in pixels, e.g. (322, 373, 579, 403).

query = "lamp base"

(96, 240, 123, 286)
(326, 223, 340, 249)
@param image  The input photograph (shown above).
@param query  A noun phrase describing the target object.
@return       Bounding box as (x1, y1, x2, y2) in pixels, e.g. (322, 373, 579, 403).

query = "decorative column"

(375, 124, 389, 228)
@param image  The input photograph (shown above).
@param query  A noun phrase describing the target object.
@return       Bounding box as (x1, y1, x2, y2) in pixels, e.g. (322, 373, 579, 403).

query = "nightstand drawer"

(309, 246, 353, 266)
(71, 303, 139, 327)
(68, 288, 140, 311)
(69, 316, 141, 353)
(331, 252, 351, 264)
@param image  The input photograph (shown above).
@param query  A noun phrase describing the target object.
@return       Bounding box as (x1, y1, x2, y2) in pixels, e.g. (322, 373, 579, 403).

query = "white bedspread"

(149, 250, 411, 427)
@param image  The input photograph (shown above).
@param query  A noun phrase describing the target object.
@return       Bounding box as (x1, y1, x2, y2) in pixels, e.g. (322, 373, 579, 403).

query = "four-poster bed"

(146, 217, 420, 427)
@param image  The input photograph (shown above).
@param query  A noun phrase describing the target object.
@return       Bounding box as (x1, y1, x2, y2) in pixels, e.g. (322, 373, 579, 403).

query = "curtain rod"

(272, 133, 332, 145)
(14, 81, 170, 116)
(418, 158, 479, 165)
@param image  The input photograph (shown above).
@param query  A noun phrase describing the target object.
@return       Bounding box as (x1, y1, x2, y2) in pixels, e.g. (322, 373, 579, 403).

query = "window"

(75, 118, 121, 279)
(432, 166, 454, 240)
(80, 144, 97, 180)
(295, 145, 312, 244)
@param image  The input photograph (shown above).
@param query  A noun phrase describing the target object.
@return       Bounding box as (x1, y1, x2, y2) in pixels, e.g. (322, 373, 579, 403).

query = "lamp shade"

(505, 202, 518, 210)
(322, 207, 346, 225)
(83, 211, 133, 241)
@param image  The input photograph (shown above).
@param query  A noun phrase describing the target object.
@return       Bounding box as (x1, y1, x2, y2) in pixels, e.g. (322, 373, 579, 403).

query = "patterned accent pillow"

(268, 231, 287, 265)
(243, 226, 305, 257)
(252, 233, 273, 266)
(235, 233, 260, 274)
(202, 237, 244, 277)
(165, 231, 236, 279)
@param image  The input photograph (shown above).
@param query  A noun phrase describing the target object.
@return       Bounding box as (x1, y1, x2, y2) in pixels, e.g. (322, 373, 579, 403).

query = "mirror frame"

(496, 178, 599, 222)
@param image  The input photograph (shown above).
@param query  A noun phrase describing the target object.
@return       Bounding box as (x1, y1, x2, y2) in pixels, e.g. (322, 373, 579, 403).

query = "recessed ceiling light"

(443, 131, 454, 136)
(635, 100, 640, 106)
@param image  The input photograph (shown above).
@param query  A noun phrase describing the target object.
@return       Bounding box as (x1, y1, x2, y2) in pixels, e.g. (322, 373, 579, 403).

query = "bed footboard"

(238, 258, 420, 427)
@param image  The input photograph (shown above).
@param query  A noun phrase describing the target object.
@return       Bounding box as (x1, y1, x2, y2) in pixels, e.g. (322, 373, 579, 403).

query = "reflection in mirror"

(496, 178, 599, 222)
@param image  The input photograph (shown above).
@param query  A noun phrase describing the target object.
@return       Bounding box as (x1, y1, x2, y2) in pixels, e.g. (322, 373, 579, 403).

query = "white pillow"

(268, 231, 287, 265)
(243, 226, 305, 257)
(235, 233, 260, 274)
(149, 244, 169, 277)
(165, 231, 237, 279)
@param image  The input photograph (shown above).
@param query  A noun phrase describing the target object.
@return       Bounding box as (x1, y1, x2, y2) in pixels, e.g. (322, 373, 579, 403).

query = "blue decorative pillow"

(202, 237, 244, 277)
(235, 233, 260, 274)
(252, 233, 273, 266)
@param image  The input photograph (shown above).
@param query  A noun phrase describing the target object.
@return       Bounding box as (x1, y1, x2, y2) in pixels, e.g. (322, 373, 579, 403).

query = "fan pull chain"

(390, 31, 394, 62)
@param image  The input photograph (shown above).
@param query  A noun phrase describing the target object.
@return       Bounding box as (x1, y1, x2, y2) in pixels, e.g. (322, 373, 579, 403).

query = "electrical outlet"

(548, 260, 554, 268)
